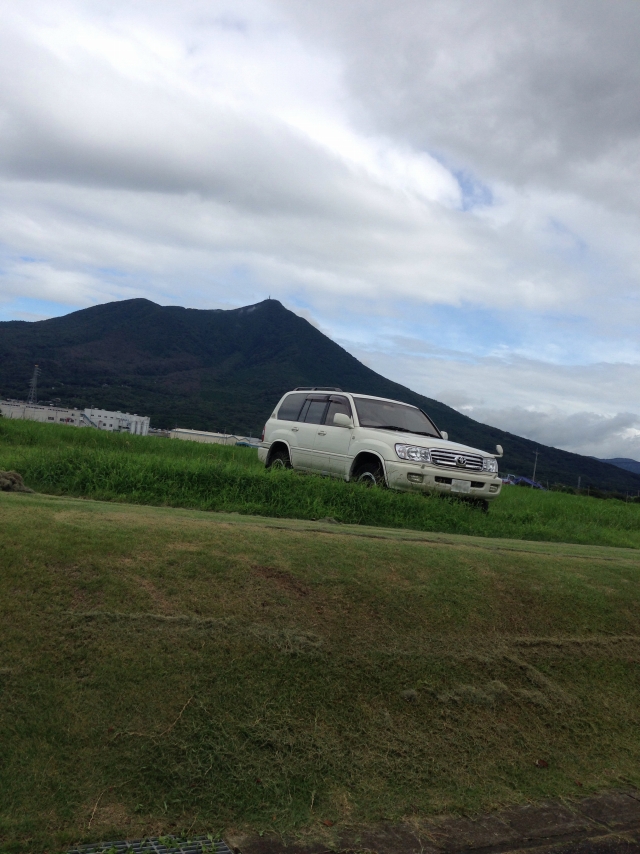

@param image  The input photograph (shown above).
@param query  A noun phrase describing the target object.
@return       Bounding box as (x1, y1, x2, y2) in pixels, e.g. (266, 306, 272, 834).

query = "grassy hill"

(2, 419, 640, 548)
(1, 297, 639, 492)
(1, 490, 639, 853)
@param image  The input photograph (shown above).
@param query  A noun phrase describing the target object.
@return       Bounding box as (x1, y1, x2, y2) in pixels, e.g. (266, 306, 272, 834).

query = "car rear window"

(277, 393, 307, 421)
(353, 397, 439, 437)
(303, 399, 328, 424)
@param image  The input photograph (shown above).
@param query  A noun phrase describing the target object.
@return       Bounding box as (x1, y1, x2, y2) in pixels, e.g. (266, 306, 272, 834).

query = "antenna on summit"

(27, 364, 40, 405)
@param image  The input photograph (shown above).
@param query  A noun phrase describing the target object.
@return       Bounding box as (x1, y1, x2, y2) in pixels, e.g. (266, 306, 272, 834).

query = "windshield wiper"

(367, 425, 437, 437)
(366, 424, 407, 432)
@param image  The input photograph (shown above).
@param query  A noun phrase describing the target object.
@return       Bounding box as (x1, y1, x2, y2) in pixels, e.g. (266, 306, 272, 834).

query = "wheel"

(268, 448, 291, 470)
(354, 460, 385, 487)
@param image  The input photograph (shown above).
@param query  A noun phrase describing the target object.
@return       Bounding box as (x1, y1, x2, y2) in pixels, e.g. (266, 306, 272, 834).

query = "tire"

(268, 448, 291, 470)
(354, 460, 385, 487)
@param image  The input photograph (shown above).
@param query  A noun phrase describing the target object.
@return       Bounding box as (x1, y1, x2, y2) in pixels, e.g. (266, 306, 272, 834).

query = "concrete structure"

(84, 408, 150, 436)
(170, 428, 258, 447)
(0, 400, 150, 435)
(0, 400, 86, 426)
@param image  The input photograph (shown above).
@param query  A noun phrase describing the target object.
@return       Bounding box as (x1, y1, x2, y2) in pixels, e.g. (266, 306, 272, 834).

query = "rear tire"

(268, 448, 291, 470)
(354, 460, 385, 487)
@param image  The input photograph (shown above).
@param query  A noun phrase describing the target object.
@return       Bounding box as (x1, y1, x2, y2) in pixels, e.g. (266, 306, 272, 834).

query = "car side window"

(324, 396, 352, 425)
(277, 393, 307, 421)
(304, 399, 328, 424)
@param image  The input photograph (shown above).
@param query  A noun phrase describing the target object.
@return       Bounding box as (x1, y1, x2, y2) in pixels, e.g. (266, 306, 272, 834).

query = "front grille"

(430, 449, 483, 471)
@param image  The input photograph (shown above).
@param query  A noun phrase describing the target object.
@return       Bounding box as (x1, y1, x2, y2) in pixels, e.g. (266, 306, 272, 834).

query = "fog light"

(407, 473, 424, 483)
(489, 484, 499, 493)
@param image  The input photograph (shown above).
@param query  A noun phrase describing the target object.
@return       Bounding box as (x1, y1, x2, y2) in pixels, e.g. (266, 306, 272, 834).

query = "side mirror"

(440, 431, 448, 441)
(495, 444, 504, 457)
(333, 413, 354, 428)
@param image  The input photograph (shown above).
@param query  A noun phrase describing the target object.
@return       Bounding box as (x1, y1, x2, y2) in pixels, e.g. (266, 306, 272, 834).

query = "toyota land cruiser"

(258, 388, 503, 504)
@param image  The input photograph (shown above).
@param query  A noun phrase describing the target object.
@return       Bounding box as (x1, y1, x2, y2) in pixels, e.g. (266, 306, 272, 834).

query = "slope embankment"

(1, 420, 639, 549)
(1, 491, 639, 853)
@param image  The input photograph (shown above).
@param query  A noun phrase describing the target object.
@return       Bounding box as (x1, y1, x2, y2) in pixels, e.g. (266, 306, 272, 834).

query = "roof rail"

(293, 386, 343, 392)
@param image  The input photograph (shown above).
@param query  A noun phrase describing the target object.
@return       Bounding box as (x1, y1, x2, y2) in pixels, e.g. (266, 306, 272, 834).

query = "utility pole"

(578, 476, 581, 490)
(532, 449, 539, 485)
(27, 365, 40, 405)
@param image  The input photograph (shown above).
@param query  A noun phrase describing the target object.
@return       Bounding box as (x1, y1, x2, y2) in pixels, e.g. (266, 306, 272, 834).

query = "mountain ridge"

(599, 457, 640, 476)
(1, 297, 639, 492)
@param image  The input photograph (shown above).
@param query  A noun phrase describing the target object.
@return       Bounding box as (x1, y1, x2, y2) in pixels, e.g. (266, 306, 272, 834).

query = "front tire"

(268, 448, 291, 470)
(354, 460, 385, 487)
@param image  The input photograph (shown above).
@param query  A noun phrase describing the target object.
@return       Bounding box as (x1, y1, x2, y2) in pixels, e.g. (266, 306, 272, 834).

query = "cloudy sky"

(1, 0, 639, 460)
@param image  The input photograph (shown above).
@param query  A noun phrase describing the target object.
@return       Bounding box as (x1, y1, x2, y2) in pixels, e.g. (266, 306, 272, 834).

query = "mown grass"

(1, 419, 640, 547)
(0, 492, 639, 854)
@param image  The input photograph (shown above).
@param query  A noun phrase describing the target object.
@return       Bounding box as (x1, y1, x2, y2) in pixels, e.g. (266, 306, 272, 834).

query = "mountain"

(600, 458, 640, 476)
(1, 297, 639, 492)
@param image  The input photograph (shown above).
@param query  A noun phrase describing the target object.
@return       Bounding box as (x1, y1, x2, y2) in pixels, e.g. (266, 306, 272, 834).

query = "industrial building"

(170, 428, 259, 447)
(84, 408, 150, 435)
(0, 401, 86, 426)
(0, 400, 150, 435)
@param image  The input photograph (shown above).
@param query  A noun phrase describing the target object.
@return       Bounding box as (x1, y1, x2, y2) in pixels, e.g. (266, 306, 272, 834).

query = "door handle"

(291, 427, 299, 432)
(317, 430, 326, 435)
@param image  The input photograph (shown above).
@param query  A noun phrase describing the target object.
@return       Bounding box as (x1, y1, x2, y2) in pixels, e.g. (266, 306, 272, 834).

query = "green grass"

(1, 491, 639, 854)
(1, 419, 640, 548)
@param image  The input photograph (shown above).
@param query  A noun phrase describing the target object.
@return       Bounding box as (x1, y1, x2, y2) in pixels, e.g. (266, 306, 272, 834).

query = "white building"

(0, 400, 86, 426)
(84, 408, 150, 436)
(170, 428, 258, 446)
(0, 400, 150, 435)
(170, 428, 239, 445)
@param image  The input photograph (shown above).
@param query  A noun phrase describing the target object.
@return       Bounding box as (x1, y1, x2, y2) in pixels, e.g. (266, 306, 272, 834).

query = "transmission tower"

(27, 364, 40, 405)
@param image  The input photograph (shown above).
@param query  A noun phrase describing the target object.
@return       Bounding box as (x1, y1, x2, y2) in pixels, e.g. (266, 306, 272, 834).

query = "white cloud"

(469, 408, 640, 462)
(345, 336, 640, 457)
(0, 0, 638, 459)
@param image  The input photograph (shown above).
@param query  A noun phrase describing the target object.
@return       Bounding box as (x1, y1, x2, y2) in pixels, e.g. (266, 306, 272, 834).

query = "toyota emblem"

(455, 455, 466, 467)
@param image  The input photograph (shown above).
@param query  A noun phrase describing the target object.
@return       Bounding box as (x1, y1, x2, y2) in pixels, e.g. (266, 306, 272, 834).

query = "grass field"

(1, 490, 639, 853)
(1, 419, 639, 548)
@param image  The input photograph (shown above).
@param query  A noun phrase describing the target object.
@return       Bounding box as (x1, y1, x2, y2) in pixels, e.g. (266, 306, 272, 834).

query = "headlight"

(395, 443, 431, 463)
(482, 457, 498, 473)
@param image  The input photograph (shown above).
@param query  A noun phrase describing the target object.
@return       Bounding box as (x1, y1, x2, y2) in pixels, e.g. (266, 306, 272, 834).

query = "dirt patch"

(135, 576, 175, 613)
(252, 565, 312, 598)
(235, 789, 640, 854)
(70, 586, 105, 611)
(167, 542, 204, 552)
(85, 799, 136, 835)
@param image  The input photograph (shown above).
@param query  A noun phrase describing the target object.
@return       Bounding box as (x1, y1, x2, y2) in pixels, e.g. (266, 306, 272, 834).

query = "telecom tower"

(27, 365, 40, 405)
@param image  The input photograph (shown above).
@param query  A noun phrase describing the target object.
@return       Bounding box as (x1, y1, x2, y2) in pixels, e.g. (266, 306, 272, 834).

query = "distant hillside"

(600, 458, 640, 476)
(1, 297, 639, 492)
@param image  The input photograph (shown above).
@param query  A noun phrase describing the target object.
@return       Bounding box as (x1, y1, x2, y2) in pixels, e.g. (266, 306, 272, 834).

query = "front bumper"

(384, 460, 502, 499)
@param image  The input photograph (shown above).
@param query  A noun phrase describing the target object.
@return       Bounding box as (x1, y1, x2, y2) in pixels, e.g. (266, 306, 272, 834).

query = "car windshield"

(353, 397, 440, 437)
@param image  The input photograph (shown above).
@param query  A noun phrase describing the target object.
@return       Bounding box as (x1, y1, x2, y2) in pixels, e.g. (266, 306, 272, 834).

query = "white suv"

(259, 388, 503, 504)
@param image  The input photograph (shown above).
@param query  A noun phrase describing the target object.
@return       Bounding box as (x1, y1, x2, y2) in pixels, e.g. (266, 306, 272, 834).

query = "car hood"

(377, 432, 493, 458)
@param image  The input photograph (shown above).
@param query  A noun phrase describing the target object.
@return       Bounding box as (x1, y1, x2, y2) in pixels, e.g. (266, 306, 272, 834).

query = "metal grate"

(430, 448, 483, 471)
(68, 837, 233, 854)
